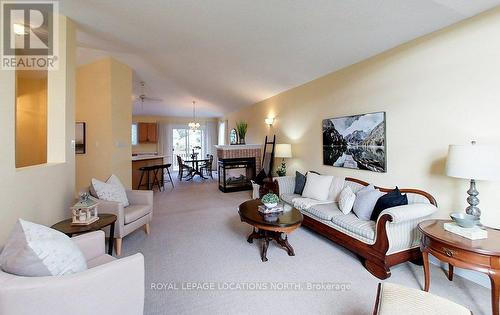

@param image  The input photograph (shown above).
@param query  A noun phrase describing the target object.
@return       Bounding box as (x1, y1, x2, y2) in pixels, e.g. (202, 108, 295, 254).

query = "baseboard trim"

(429, 254, 490, 289)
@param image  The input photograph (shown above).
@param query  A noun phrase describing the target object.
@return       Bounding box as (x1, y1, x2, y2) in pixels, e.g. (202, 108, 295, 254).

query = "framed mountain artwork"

(322, 112, 386, 172)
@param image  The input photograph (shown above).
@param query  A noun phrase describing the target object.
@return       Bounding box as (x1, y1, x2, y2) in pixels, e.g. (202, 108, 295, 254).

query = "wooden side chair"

(177, 155, 193, 181)
(200, 154, 214, 178)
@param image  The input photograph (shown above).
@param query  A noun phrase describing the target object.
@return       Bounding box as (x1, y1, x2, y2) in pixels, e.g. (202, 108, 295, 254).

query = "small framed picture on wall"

(75, 122, 86, 154)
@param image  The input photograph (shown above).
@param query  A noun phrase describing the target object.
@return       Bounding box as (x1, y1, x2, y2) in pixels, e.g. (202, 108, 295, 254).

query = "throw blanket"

(292, 197, 332, 210)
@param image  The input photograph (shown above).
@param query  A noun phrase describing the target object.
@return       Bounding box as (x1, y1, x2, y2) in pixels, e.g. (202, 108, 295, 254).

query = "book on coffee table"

(443, 222, 488, 240)
(258, 204, 284, 214)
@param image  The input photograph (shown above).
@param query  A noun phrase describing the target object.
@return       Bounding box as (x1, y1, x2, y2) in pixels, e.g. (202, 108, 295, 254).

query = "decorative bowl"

(261, 193, 279, 209)
(450, 212, 480, 228)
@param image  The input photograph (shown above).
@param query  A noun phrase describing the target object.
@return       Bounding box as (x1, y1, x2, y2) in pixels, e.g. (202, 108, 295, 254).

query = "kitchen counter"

(132, 155, 165, 161)
(131, 155, 166, 189)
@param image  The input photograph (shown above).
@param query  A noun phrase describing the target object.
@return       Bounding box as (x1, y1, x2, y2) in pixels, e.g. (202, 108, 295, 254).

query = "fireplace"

(218, 157, 256, 192)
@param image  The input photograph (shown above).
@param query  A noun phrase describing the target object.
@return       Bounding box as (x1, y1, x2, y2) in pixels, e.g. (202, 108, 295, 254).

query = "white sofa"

(0, 231, 145, 315)
(275, 175, 438, 279)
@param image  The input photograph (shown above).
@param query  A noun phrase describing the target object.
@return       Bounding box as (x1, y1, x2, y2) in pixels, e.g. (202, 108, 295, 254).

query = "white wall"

(225, 8, 500, 288)
(0, 16, 76, 244)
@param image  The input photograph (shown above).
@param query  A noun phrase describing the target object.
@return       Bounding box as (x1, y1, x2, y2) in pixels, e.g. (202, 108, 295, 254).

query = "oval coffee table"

(52, 213, 117, 255)
(239, 199, 303, 262)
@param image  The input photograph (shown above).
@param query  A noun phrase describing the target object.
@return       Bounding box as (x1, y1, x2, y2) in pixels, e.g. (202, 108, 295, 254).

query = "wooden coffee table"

(419, 219, 500, 315)
(52, 213, 117, 255)
(239, 199, 303, 262)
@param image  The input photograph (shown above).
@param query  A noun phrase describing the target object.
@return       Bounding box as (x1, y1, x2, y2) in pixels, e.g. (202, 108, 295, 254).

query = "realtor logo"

(1, 1, 59, 70)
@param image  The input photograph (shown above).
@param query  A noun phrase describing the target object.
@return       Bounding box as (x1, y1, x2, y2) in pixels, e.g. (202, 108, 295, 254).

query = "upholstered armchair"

(93, 189, 153, 256)
(373, 282, 471, 314)
(0, 231, 145, 315)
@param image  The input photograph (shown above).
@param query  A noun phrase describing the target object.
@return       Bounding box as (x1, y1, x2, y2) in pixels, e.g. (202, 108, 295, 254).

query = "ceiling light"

(265, 117, 275, 126)
(13, 23, 28, 35)
(189, 101, 200, 130)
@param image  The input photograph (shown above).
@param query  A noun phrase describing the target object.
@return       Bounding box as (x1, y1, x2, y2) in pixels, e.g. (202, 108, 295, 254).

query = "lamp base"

(465, 179, 481, 218)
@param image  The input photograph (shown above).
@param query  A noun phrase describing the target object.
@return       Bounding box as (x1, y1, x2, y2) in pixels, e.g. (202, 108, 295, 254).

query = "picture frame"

(75, 122, 86, 154)
(229, 128, 239, 145)
(322, 111, 386, 173)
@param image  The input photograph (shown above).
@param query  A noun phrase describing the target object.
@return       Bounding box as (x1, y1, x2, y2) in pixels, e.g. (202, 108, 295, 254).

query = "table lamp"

(275, 144, 292, 176)
(445, 141, 499, 218)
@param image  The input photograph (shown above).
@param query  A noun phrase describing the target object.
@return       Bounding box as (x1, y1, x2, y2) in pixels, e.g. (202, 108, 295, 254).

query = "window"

(131, 123, 138, 146)
(16, 70, 48, 168)
(218, 120, 226, 145)
(172, 127, 205, 169)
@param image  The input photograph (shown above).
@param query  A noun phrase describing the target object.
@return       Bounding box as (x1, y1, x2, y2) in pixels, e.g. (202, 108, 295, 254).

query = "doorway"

(172, 127, 205, 170)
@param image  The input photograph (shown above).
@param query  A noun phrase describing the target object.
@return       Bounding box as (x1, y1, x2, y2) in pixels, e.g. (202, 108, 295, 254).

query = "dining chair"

(200, 154, 214, 178)
(177, 155, 193, 181)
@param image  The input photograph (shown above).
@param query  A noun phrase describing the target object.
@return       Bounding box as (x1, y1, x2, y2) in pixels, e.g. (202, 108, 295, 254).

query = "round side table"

(52, 213, 117, 255)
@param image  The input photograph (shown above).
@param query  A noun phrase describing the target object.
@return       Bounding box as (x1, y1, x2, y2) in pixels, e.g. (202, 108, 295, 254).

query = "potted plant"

(261, 193, 279, 209)
(235, 121, 248, 144)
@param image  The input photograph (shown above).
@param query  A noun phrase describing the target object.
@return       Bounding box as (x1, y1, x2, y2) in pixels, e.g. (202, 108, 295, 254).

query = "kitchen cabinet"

(138, 122, 158, 143)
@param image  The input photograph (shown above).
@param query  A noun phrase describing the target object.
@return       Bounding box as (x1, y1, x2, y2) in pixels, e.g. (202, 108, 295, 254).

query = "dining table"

(184, 158, 209, 179)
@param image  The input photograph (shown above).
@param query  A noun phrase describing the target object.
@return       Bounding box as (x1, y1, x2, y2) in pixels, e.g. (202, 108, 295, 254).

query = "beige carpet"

(122, 178, 490, 315)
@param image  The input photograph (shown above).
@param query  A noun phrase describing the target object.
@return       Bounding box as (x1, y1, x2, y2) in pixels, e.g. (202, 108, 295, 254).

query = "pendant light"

(188, 101, 200, 130)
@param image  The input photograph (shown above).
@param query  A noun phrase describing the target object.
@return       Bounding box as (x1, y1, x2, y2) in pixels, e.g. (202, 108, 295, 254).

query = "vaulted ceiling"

(60, 0, 500, 117)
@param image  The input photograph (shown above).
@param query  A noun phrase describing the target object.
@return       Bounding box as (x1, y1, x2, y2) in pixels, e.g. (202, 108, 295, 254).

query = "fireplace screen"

(218, 157, 256, 192)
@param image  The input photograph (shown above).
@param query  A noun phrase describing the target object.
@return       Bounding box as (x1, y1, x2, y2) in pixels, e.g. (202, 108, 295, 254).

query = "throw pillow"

(91, 175, 129, 207)
(370, 187, 408, 221)
(294, 171, 307, 195)
(302, 173, 334, 201)
(327, 176, 346, 202)
(352, 185, 384, 220)
(338, 186, 356, 214)
(0, 219, 87, 277)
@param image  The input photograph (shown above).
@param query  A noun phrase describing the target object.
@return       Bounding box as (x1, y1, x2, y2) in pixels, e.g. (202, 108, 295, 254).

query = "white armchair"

(0, 231, 145, 315)
(94, 189, 153, 256)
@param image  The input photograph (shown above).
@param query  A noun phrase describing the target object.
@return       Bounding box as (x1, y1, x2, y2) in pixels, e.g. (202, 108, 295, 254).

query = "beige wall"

(0, 16, 76, 244)
(226, 8, 500, 228)
(15, 73, 48, 168)
(75, 58, 132, 193)
(132, 115, 218, 153)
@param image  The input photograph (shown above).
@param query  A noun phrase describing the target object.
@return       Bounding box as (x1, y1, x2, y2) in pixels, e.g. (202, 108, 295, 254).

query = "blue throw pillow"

(370, 187, 408, 221)
(294, 171, 307, 195)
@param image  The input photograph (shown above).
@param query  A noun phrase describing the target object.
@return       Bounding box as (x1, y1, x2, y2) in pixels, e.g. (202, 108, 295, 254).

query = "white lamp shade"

(445, 143, 500, 181)
(275, 144, 292, 158)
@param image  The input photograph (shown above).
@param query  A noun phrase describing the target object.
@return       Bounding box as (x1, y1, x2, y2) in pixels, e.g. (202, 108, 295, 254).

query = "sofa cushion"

(86, 254, 116, 268)
(302, 203, 344, 221)
(338, 186, 356, 214)
(91, 175, 129, 207)
(302, 173, 333, 201)
(331, 213, 376, 240)
(0, 219, 87, 277)
(294, 171, 307, 195)
(352, 185, 384, 220)
(281, 193, 302, 205)
(124, 205, 151, 224)
(327, 176, 346, 202)
(371, 187, 408, 221)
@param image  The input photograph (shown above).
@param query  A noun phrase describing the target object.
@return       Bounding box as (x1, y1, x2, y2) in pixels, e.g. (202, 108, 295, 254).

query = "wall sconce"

(265, 117, 275, 126)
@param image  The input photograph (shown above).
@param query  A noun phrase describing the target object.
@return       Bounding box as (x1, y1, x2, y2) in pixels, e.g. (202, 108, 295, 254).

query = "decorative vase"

(239, 138, 245, 145)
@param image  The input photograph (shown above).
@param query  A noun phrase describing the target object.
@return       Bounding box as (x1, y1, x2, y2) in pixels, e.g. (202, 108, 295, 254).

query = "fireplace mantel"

(214, 144, 261, 150)
(215, 144, 262, 173)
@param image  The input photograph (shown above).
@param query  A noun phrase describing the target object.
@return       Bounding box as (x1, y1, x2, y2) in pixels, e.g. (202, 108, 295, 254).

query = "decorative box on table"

(71, 194, 99, 226)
